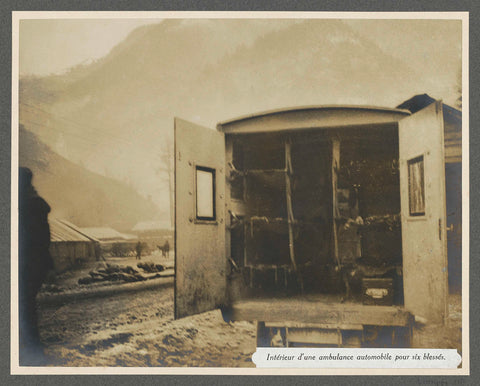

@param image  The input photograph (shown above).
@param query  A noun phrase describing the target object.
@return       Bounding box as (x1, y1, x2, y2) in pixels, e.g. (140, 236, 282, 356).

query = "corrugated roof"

(132, 220, 173, 232)
(80, 227, 138, 241)
(121, 233, 138, 240)
(50, 219, 95, 243)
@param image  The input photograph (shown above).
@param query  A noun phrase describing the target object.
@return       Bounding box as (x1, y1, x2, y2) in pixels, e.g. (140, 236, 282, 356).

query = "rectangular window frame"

(407, 155, 426, 217)
(194, 165, 217, 223)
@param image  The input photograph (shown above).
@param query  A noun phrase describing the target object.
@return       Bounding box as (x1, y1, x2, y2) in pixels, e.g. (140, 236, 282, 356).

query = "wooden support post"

(244, 222, 248, 268)
(331, 137, 341, 268)
(243, 163, 248, 202)
(285, 139, 304, 292)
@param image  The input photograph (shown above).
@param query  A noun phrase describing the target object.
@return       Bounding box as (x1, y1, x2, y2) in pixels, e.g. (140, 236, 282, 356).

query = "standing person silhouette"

(135, 241, 143, 260)
(163, 240, 170, 258)
(18, 167, 54, 365)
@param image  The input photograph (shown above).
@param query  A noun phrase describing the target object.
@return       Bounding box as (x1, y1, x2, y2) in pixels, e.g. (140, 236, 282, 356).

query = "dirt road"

(36, 252, 461, 367)
(37, 285, 462, 368)
(39, 285, 256, 367)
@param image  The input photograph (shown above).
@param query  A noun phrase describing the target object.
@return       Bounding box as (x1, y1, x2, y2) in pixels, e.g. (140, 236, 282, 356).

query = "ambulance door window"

(195, 166, 216, 221)
(407, 155, 425, 216)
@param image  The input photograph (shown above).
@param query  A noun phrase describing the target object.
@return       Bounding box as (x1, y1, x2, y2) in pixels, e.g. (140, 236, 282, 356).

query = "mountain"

(18, 19, 461, 214)
(193, 19, 424, 120)
(18, 124, 163, 231)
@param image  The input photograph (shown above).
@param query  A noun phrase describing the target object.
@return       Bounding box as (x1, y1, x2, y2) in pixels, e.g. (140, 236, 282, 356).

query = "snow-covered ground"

(36, 253, 462, 367)
(38, 252, 256, 367)
(39, 284, 256, 367)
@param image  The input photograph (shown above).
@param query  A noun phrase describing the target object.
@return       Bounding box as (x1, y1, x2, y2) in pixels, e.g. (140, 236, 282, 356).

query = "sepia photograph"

(11, 12, 468, 374)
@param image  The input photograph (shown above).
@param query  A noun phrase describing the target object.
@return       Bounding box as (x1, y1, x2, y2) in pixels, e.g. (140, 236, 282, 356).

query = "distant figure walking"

(135, 241, 143, 260)
(18, 167, 54, 365)
(163, 240, 170, 258)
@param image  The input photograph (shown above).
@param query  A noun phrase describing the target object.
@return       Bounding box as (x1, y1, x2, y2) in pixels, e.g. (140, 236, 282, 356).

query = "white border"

(11, 11, 470, 376)
(12, 10, 469, 19)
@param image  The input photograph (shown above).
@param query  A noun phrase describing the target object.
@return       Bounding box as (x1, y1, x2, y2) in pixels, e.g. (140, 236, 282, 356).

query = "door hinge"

(438, 218, 442, 240)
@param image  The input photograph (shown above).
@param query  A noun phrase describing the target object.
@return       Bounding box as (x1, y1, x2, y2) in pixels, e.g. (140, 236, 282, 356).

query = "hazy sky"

(19, 19, 161, 75)
(17, 16, 463, 218)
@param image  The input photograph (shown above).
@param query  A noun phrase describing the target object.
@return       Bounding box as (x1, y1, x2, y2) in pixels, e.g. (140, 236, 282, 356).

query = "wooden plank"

(243, 221, 248, 268)
(229, 199, 247, 217)
(225, 138, 233, 272)
(331, 137, 341, 268)
(287, 328, 341, 345)
(245, 264, 290, 270)
(444, 118, 461, 164)
(445, 142, 462, 163)
(265, 322, 363, 330)
(245, 169, 286, 174)
(230, 298, 413, 327)
(284, 139, 303, 291)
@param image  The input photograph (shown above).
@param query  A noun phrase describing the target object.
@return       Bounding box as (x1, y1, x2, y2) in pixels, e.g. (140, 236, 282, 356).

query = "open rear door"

(174, 118, 226, 319)
(399, 101, 448, 324)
